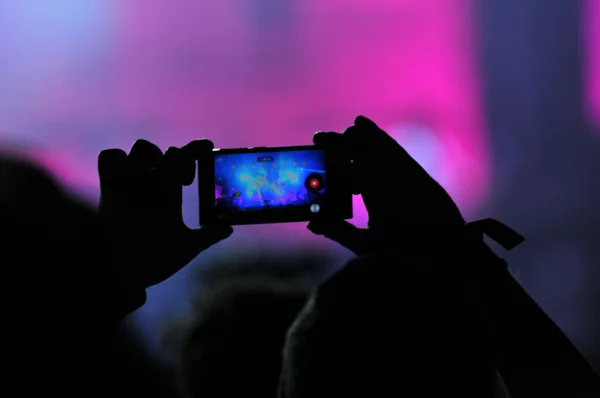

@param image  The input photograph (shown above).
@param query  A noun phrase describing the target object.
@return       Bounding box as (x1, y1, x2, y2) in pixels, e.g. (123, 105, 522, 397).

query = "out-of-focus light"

(387, 120, 487, 216)
(0, 141, 96, 195)
(585, 0, 600, 128)
(349, 121, 444, 226)
(388, 122, 443, 177)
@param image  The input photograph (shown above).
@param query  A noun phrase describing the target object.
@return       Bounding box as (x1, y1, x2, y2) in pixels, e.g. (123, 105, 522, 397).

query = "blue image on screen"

(214, 149, 326, 213)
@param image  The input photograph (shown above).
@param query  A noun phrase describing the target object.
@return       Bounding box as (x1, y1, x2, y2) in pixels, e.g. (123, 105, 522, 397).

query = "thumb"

(143, 223, 233, 288)
(180, 223, 233, 261)
(308, 219, 372, 255)
(98, 148, 127, 188)
(188, 222, 234, 254)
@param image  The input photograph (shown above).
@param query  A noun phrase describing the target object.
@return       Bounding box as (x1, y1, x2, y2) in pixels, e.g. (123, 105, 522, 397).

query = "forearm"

(95, 243, 147, 323)
(111, 282, 147, 321)
(479, 249, 600, 396)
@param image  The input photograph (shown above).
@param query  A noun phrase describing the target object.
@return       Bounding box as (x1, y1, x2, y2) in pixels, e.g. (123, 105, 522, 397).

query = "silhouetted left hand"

(98, 139, 233, 291)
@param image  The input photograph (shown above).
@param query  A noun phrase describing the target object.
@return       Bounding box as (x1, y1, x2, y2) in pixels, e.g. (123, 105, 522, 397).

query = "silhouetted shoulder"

(280, 254, 498, 398)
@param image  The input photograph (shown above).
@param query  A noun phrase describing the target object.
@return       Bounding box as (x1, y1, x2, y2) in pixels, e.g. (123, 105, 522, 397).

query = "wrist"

(375, 223, 481, 258)
(415, 218, 521, 281)
(97, 237, 147, 320)
(113, 281, 147, 320)
(391, 224, 513, 286)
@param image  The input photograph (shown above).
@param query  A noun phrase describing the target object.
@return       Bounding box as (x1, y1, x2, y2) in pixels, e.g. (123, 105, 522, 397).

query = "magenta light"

(0, 0, 491, 215)
(585, 0, 600, 129)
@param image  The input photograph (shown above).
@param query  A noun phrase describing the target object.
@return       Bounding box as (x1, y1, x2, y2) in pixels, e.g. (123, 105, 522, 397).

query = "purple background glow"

(586, 0, 600, 128)
(0, 0, 489, 214)
(1, 1, 599, 370)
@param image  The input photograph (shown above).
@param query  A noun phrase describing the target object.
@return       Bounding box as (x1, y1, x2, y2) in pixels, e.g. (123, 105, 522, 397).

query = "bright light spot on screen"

(284, 170, 299, 183)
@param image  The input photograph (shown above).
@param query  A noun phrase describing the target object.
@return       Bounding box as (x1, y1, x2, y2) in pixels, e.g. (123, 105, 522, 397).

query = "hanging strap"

(465, 218, 524, 251)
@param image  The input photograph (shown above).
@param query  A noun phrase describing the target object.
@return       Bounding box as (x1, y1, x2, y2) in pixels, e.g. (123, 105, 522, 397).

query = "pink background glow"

(3, 1, 600, 367)
(586, 0, 600, 129)
(0, 0, 490, 221)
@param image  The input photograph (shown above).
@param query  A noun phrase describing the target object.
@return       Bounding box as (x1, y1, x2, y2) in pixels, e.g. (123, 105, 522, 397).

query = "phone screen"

(213, 148, 326, 218)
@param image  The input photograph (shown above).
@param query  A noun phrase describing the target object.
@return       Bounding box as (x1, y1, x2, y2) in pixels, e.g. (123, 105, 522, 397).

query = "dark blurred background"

(0, 0, 598, 371)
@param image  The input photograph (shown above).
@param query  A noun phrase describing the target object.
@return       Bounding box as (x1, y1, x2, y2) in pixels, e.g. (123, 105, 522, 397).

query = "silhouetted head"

(279, 254, 498, 398)
(0, 154, 103, 298)
(174, 275, 309, 398)
(168, 251, 336, 398)
(0, 154, 112, 393)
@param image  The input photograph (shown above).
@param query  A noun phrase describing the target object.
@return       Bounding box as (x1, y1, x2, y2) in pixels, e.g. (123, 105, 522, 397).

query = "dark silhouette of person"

(161, 252, 334, 398)
(0, 154, 125, 396)
(97, 138, 233, 320)
(279, 116, 600, 397)
(0, 139, 233, 396)
(3, 115, 597, 397)
(173, 275, 309, 398)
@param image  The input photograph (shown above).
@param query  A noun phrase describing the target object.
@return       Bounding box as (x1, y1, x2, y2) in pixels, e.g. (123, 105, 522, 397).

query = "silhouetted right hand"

(308, 116, 466, 255)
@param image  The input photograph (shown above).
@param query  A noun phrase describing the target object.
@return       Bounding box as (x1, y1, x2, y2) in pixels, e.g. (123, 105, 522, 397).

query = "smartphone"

(198, 145, 352, 225)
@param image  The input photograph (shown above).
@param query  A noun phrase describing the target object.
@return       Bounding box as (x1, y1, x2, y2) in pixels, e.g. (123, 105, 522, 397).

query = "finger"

(167, 223, 232, 280)
(307, 218, 372, 255)
(353, 115, 400, 146)
(128, 139, 163, 171)
(344, 117, 435, 219)
(348, 116, 423, 171)
(154, 223, 233, 286)
(164, 146, 196, 186)
(98, 148, 127, 187)
(313, 131, 346, 148)
(346, 116, 410, 159)
(343, 120, 397, 158)
(180, 139, 214, 162)
(312, 131, 359, 194)
(349, 162, 366, 195)
(354, 115, 380, 130)
(187, 222, 233, 254)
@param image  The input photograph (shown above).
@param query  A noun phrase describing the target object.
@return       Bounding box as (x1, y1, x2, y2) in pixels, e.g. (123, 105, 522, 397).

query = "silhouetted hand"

(98, 139, 233, 291)
(308, 116, 465, 255)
